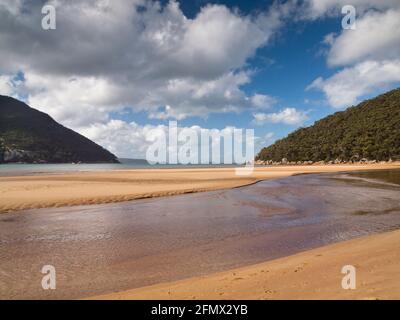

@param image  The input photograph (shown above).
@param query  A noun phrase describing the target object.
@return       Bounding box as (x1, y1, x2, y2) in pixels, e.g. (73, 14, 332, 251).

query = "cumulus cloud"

(251, 94, 276, 108)
(80, 119, 260, 159)
(306, 1, 400, 109)
(326, 9, 400, 66)
(0, 73, 25, 99)
(0, 0, 289, 127)
(79, 120, 165, 159)
(22, 72, 120, 127)
(0, 75, 15, 97)
(307, 60, 400, 108)
(302, 0, 400, 19)
(253, 108, 309, 125)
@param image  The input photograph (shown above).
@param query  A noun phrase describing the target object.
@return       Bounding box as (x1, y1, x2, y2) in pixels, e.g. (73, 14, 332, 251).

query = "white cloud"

(142, 71, 276, 120)
(79, 120, 165, 159)
(0, 0, 22, 15)
(5, 69, 277, 127)
(0, 0, 289, 127)
(327, 9, 400, 66)
(79, 119, 258, 159)
(255, 132, 275, 150)
(251, 94, 276, 108)
(253, 108, 309, 125)
(306, 1, 400, 109)
(23, 72, 120, 127)
(307, 59, 400, 108)
(303, 0, 400, 19)
(0, 75, 15, 96)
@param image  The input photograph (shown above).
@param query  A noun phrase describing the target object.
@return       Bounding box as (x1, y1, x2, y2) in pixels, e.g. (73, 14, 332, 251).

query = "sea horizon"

(0, 159, 246, 176)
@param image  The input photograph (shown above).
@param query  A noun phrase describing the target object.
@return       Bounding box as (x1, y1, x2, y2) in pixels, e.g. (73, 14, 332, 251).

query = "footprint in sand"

(294, 262, 309, 272)
(264, 289, 276, 294)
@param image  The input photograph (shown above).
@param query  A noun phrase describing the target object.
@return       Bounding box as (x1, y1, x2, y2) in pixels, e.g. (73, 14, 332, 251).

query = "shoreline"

(1, 164, 399, 214)
(1, 164, 399, 299)
(91, 229, 400, 300)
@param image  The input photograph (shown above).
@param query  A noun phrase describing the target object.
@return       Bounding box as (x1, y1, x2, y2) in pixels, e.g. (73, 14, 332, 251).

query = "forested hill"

(256, 88, 400, 163)
(0, 95, 119, 164)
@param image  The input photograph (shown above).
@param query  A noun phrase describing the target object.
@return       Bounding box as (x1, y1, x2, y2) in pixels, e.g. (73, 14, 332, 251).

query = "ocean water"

(350, 169, 400, 185)
(0, 159, 240, 176)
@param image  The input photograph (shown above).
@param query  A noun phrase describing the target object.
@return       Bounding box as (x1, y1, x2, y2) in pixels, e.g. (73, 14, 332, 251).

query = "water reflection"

(0, 170, 399, 299)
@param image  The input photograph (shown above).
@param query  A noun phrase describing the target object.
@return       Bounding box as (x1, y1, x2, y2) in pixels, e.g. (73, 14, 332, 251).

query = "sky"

(0, 0, 400, 159)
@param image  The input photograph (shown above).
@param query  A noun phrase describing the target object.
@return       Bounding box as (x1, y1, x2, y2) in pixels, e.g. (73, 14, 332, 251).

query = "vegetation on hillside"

(0, 95, 118, 164)
(256, 88, 400, 162)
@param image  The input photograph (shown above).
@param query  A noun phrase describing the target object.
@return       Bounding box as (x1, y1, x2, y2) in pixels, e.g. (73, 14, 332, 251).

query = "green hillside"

(256, 88, 400, 162)
(0, 95, 118, 163)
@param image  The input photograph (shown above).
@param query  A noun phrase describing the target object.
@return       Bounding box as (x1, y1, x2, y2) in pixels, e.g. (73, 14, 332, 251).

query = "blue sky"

(110, 0, 399, 150)
(1, 0, 400, 158)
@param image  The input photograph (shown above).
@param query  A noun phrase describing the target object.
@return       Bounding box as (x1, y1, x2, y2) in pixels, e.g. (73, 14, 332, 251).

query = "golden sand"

(92, 229, 400, 300)
(1, 163, 399, 213)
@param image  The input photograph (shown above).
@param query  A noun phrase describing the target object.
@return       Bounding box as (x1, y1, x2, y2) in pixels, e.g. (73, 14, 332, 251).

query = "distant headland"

(0, 95, 118, 164)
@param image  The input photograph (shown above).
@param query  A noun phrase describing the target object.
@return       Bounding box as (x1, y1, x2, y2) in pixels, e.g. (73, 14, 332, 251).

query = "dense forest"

(256, 88, 400, 163)
(0, 95, 118, 164)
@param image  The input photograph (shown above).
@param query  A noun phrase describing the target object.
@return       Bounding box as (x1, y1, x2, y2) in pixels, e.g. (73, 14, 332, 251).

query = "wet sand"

(0, 164, 399, 213)
(1, 170, 399, 299)
(95, 229, 400, 300)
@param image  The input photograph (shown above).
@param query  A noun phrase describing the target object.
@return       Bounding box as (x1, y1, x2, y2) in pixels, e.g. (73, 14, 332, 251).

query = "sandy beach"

(1, 163, 399, 213)
(93, 229, 400, 300)
(1, 163, 399, 300)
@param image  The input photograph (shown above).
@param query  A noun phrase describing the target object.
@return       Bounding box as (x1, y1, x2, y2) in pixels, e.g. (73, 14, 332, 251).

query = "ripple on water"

(1, 169, 399, 299)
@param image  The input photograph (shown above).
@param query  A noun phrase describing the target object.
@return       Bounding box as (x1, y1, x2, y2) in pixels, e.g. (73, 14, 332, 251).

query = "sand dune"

(1, 164, 399, 213)
(92, 229, 400, 300)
